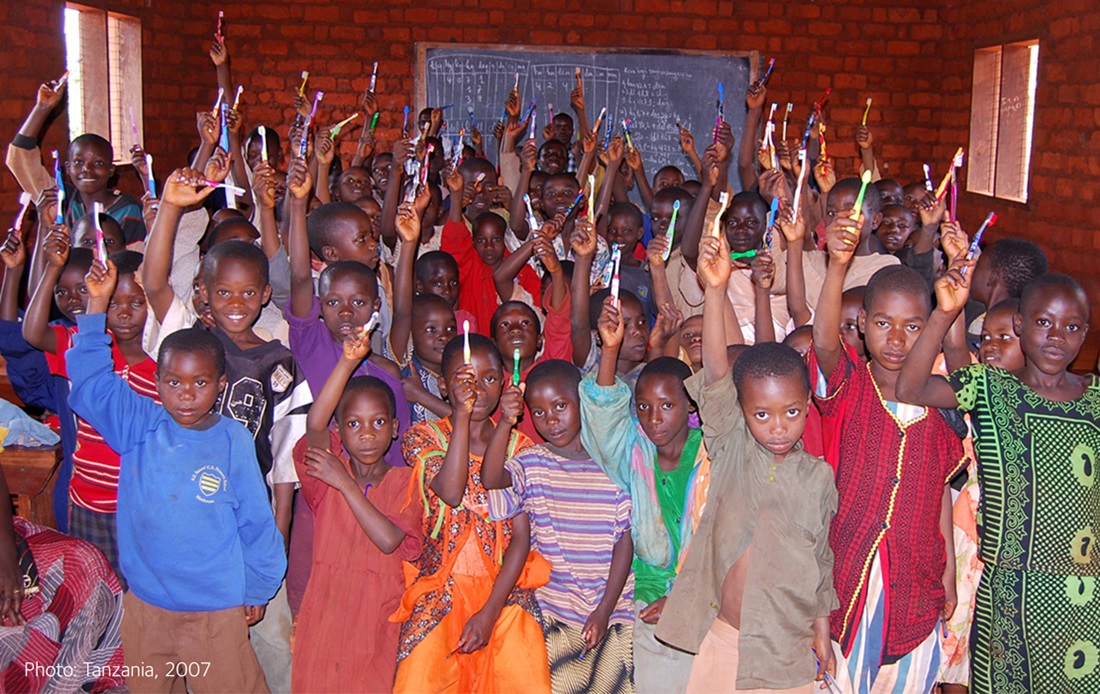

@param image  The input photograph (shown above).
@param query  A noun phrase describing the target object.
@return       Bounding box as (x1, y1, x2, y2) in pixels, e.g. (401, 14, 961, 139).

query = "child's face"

(54, 265, 89, 322)
(354, 198, 384, 241)
(827, 187, 880, 240)
(650, 197, 682, 243)
(411, 304, 457, 368)
(67, 140, 115, 195)
(422, 187, 443, 229)
(875, 205, 917, 254)
(106, 274, 148, 345)
(738, 373, 810, 461)
(72, 217, 124, 255)
(858, 290, 928, 371)
(653, 168, 684, 191)
(246, 136, 281, 171)
(416, 261, 460, 308)
(191, 273, 213, 326)
(206, 220, 259, 249)
(540, 178, 580, 218)
(472, 219, 506, 267)
(319, 271, 380, 343)
(605, 212, 643, 259)
(538, 142, 568, 175)
(200, 258, 272, 335)
(493, 305, 541, 362)
(619, 297, 650, 364)
(979, 306, 1024, 370)
(634, 373, 692, 449)
(1014, 286, 1089, 375)
(528, 173, 548, 214)
(840, 295, 865, 357)
(337, 390, 398, 465)
(443, 346, 503, 422)
(550, 115, 574, 144)
(323, 209, 380, 269)
(722, 201, 765, 253)
(156, 349, 227, 429)
(877, 180, 904, 207)
(525, 380, 582, 449)
(902, 183, 926, 215)
(337, 167, 373, 204)
(371, 156, 392, 194)
(679, 315, 703, 367)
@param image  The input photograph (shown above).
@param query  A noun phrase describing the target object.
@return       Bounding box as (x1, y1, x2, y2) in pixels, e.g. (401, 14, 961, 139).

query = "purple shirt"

(285, 296, 410, 468)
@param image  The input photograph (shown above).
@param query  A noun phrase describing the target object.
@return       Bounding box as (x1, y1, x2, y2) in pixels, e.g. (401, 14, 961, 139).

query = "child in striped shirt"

(484, 359, 635, 694)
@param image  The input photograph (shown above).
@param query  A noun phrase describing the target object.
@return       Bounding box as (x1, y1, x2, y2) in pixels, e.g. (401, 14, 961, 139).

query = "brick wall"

(942, 0, 1100, 367)
(1, 0, 1096, 365)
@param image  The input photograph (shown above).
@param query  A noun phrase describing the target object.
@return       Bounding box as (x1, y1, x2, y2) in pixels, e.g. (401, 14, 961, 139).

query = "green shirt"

(633, 428, 702, 605)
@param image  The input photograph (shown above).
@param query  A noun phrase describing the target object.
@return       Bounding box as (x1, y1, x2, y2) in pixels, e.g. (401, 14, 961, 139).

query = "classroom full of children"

(0, 13, 1096, 694)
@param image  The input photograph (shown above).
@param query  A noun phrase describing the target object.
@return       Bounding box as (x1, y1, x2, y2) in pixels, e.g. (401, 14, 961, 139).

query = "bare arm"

(389, 196, 426, 358)
(739, 82, 767, 191)
(481, 383, 522, 490)
(285, 158, 314, 319)
(23, 234, 64, 354)
(810, 209, 860, 381)
(698, 234, 734, 386)
(569, 220, 597, 368)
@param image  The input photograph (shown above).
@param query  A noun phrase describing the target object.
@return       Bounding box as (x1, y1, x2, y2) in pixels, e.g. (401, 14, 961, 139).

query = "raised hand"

(209, 39, 227, 67)
(342, 327, 373, 362)
(84, 258, 117, 307)
(197, 111, 219, 146)
(36, 73, 68, 111)
(395, 201, 422, 244)
(940, 220, 968, 262)
(597, 296, 625, 351)
(161, 168, 216, 208)
(697, 234, 732, 290)
(252, 162, 278, 209)
(532, 235, 561, 275)
(855, 125, 874, 150)
(450, 363, 478, 418)
(498, 382, 524, 426)
(286, 157, 313, 200)
(934, 256, 976, 315)
(1, 231, 25, 270)
(646, 234, 670, 269)
(750, 251, 776, 290)
(824, 209, 862, 266)
(42, 225, 70, 269)
(204, 148, 231, 184)
(570, 218, 596, 257)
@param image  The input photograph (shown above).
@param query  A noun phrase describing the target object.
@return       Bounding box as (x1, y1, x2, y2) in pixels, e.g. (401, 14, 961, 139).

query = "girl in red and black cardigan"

(809, 199, 965, 692)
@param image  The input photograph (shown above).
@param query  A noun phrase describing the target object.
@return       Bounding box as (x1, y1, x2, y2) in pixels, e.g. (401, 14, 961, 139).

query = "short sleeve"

(948, 363, 986, 414)
(401, 423, 448, 494)
(488, 456, 526, 521)
(805, 339, 860, 417)
(614, 488, 632, 542)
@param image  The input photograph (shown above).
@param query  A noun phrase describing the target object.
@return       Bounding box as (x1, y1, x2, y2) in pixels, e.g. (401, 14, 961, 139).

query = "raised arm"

(595, 296, 624, 387)
(508, 140, 537, 240)
(22, 227, 69, 354)
(750, 251, 777, 344)
(429, 363, 475, 507)
(388, 196, 425, 359)
(481, 382, 523, 490)
(739, 81, 766, 191)
(283, 157, 316, 319)
(810, 208, 861, 380)
(681, 158, 719, 271)
(698, 234, 734, 385)
(679, 126, 702, 178)
(0, 232, 26, 322)
(570, 219, 597, 367)
(380, 139, 412, 249)
(777, 205, 811, 327)
(895, 257, 975, 409)
(626, 146, 652, 211)
(143, 167, 218, 322)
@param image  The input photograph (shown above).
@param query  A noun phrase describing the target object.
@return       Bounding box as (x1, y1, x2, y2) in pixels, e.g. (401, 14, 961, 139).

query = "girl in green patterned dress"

(898, 265, 1100, 694)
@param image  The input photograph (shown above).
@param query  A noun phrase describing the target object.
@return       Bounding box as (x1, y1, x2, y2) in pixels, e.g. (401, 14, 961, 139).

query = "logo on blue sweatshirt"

(192, 465, 227, 503)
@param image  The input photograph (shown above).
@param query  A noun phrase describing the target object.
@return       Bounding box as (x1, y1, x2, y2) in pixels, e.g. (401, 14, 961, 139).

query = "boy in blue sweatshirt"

(66, 258, 286, 693)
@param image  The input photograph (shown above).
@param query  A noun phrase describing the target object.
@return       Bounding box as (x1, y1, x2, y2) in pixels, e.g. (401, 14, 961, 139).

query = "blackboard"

(417, 43, 758, 179)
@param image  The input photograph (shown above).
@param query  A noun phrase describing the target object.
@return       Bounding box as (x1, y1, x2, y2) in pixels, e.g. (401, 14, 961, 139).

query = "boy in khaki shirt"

(655, 233, 837, 692)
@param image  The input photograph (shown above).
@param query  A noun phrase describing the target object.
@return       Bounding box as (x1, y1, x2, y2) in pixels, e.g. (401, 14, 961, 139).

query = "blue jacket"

(66, 314, 286, 610)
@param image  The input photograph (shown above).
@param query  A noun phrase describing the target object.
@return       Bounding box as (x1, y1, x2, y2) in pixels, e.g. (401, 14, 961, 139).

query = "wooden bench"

(1, 445, 61, 529)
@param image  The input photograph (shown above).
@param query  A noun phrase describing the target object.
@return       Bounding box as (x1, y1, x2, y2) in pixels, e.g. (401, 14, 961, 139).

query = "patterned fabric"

(541, 615, 635, 694)
(0, 518, 125, 693)
(488, 444, 634, 629)
(830, 550, 941, 694)
(401, 355, 444, 425)
(949, 364, 1100, 693)
(393, 417, 547, 662)
(45, 324, 159, 514)
(807, 341, 965, 662)
(68, 505, 125, 591)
